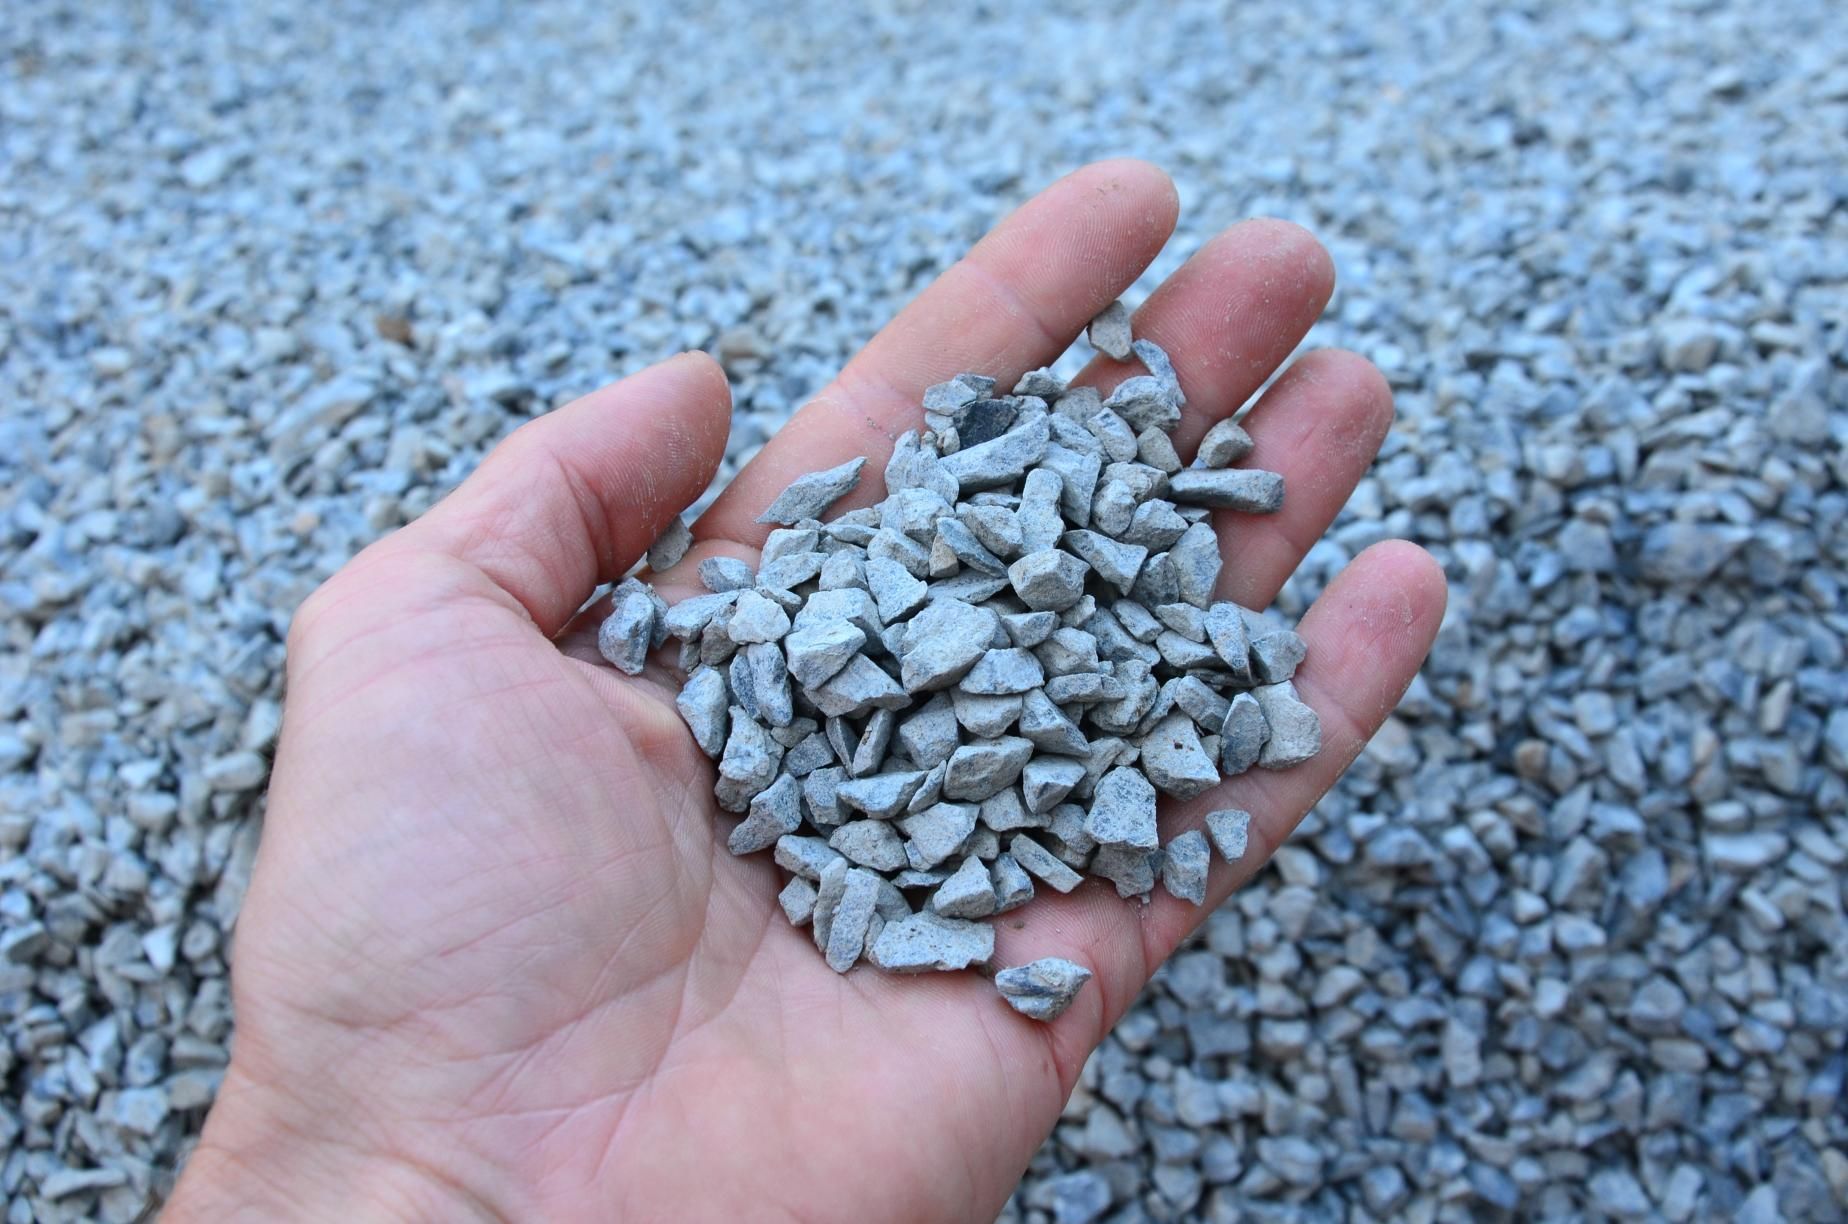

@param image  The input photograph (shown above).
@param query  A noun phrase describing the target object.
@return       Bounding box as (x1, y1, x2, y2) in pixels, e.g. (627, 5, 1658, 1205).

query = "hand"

(167, 160, 1445, 1222)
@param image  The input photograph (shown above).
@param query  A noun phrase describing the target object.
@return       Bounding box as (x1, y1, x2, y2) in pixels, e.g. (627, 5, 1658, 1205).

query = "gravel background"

(4, 0, 1846, 1219)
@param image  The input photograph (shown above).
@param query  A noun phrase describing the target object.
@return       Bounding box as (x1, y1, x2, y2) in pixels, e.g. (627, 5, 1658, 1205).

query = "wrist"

(165, 1067, 502, 1223)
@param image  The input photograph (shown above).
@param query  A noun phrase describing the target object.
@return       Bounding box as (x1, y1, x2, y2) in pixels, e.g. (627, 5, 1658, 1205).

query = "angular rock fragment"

(1010, 834, 1084, 893)
(943, 736, 1034, 801)
(1168, 468, 1285, 513)
(867, 911, 996, 973)
(837, 770, 928, 820)
(1063, 530, 1148, 595)
(1196, 417, 1254, 467)
(1131, 339, 1185, 406)
(699, 556, 756, 593)
(990, 854, 1036, 912)
(809, 654, 908, 718)
(952, 688, 1023, 738)
(995, 957, 1093, 1021)
(1250, 629, 1307, 684)
(896, 694, 961, 769)
(900, 802, 979, 870)
(676, 667, 730, 758)
(715, 709, 783, 812)
(775, 834, 844, 881)
(1167, 522, 1222, 609)
(729, 771, 800, 853)
(940, 414, 1049, 493)
(1007, 548, 1090, 612)
(1091, 844, 1157, 899)
(961, 648, 1046, 696)
(1085, 766, 1159, 850)
(930, 855, 999, 919)
(1254, 681, 1322, 769)
(779, 877, 819, 927)
(1021, 756, 1086, 814)
(900, 601, 1000, 691)
(598, 580, 658, 675)
(1205, 809, 1252, 863)
(1088, 300, 1134, 360)
(824, 869, 881, 971)
(783, 619, 867, 688)
(757, 456, 867, 525)
(1138, 712, 1221, 799)
(830, 819, 909, 872)
(1160, 829, 1210, 905)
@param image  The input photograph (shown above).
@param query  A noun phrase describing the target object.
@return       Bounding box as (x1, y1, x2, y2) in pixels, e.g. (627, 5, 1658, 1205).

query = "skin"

(167, 159, 1446, 1223)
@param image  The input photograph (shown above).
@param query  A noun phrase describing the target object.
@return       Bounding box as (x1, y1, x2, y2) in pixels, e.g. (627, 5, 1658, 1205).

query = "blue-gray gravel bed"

(2, 1, 1845, 1219)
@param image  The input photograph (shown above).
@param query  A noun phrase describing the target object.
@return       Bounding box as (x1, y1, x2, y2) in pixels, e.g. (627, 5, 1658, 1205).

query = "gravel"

(3, 0, 1845, 1219)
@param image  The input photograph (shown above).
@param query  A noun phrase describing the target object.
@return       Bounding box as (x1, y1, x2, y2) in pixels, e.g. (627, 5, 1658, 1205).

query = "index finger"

(696, 159, 1179, 547)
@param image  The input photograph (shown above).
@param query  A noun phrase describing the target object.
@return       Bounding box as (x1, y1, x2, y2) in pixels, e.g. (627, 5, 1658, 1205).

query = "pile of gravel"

(2, 0, 1843, 1220)
(611, 343, 1318, 995)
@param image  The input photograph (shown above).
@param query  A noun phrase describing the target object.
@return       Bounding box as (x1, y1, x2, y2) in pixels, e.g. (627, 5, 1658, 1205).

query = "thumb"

(404, 352, 732, 636)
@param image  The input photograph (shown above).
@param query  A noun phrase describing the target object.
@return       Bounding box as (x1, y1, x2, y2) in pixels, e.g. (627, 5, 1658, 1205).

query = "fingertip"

(1238, 216, 1337, 304)
(1318, 539, 1450, 655)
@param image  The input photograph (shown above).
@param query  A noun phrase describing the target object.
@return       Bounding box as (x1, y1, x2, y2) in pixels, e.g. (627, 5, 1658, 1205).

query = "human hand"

(167, 160, 1445, 1222)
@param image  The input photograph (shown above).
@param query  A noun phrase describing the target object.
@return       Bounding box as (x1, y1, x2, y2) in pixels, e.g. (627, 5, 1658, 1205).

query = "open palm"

(170, 161, 1445, 1222)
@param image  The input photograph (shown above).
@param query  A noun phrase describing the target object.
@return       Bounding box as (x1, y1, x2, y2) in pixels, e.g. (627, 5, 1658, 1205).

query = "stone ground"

(2, 0, 1845, 1219)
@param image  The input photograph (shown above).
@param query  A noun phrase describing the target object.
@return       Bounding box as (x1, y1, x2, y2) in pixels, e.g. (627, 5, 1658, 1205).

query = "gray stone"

(808, 653, 908, 717)
(1086, 767, 1159, 850)
(1062, 530, 1148, 594)
(959, 504, 1024, 559)
(940, 413, 1049, 492)
(896, 694, 961, 768)
(744, 642, 793, 727)
(900, 601, 1000, 691)
(933, 515, 1008, 575)
(823, 868, 881, 971)
(1167, 468, 1285, 512)
(978, 785, 1041, 832)
(773, 834, 843, 881)
(930, 855, 998, 919)
(960, 648, 1045, 695)
(1195, 418, 1254, 467)
(836, 769, 927, 819)
(597, 583, 657, 675)
(943, 736, 1033, 801)
(1018, 688, 1091, 756)
(1203, 602, 1253, 683)
(782, 619, 867, 688)
(663, 591, 742, 640)
(1136, 426, 1182, 474)
(1091, 844, 1157, 898)
(1205, 809, 1252, 863)
(1010, 834, 1084, 892)
(1132, 338, 1185, 405)
(1161, 829, 1210, 904)
(1138, 713, 1220, 799)
(1088, 300, 1134, 360)
(1219, 691, 1267, 774)
(996, 957, 1094, 1021)
(1008, 548, 1090, 611)
(951, 687, 1023, 738)
(1001, 610, 1058, 647)
(849, 707, 897, 777)
(866, 911, 995, 973)
(1086, 407, 1140, 463)
(1105, 375, 1181, 432)
(1166, 522, 1221, 609)
(728, 770, 801, 853)
(829, 820, 909, 871)
(1249, 630, 1306, 683)
(699, 556, 756, 593)
(757, 456, 866, 524)
(802, 766, 848, 828)
(1022, 756, 1087, 813)
(899, 801, 979, 869)
(1254, 681, 1321, 768)
(715, 709, 783, 811)
(990, 854, 1036, 912)
(778, 877, 818, 926)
